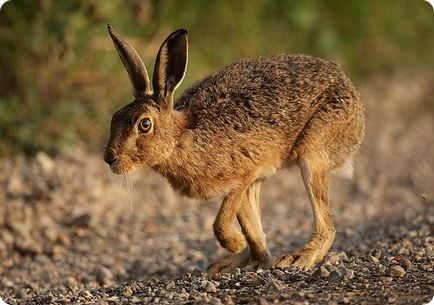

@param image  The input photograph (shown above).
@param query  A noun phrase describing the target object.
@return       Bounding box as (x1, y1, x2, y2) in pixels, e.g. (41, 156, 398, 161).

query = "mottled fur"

(104, 26, 365, 274)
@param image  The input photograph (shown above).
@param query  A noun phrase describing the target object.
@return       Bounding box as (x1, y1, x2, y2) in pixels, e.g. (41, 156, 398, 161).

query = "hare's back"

(175, 54, 356, 132)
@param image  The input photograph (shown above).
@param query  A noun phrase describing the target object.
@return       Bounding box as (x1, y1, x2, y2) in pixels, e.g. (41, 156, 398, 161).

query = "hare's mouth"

(110, 158, 136, 175)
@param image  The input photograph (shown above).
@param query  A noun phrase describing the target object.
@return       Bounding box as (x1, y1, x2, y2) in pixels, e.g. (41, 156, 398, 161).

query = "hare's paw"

(245, 249, 272, 271)
(273, 248, 320, 270)
(207, 249, 250, 275)
(207, 248, 272, 275)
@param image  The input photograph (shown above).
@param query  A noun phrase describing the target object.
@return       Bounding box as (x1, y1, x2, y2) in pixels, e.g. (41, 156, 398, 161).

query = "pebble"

(6, 174, 28, 197)
(36, 152, 55, 173)
(95, 266, 114, 286)
(370, 256, 379, 263)
(401, 258, 412, 269)
(371, 249, 382, 260)
(204, 281, 217, 293)
(343, 269, 355, 280)
(259, 297, 269, 305)
(63, 276, 78, 289)
(326, 251, 347, 265)
(388, 265, 406, 278)
(166, 281, 176, 289)
(314, 266, 330, 278)
(378, 264, 387, 274)
(383, 277, 394, 285)
(68, 213, 92, 228)
(14, 238, 43, 256)
(122, 287, 133, 297)
(328, 269, 343, 282)
(107, 296, 119, 302)
(221, 296, 234, 305)
(325, 264, 338, 273)
(78, 290, 93, 299)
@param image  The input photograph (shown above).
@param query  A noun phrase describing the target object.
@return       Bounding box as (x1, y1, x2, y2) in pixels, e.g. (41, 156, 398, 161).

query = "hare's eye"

(138, 118, 152, 133)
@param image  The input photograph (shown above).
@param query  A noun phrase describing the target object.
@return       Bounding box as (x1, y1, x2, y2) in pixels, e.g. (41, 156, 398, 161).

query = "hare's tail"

(332, 157, 354, 180)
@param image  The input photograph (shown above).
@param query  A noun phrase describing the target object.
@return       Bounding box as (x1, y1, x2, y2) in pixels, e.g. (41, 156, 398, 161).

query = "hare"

(104, 25, 365, 274)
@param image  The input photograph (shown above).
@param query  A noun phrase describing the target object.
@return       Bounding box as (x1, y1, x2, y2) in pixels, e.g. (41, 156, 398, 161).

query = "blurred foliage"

(0, 0, 433, 157)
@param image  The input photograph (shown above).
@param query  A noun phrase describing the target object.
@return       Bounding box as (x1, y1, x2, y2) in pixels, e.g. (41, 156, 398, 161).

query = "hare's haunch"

(104, 26, 365, 273)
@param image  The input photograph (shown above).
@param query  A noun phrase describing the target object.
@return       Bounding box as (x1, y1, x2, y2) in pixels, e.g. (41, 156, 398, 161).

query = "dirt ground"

(0, 75, 433, 304)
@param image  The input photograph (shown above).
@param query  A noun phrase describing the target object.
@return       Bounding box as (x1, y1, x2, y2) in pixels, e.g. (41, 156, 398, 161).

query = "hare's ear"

(153, 29, 188, 105)
(107, 24, 152, 97)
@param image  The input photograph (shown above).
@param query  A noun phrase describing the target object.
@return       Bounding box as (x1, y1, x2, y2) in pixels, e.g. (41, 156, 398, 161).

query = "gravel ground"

(0, 75, 433, 304)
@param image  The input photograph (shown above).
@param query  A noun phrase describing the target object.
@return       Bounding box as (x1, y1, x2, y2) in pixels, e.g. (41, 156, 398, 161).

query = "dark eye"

(138, 118, 152, 133)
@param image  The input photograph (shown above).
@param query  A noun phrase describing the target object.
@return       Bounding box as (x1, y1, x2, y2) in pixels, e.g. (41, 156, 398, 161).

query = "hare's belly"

(163, 169, 239, 199)
(164, 160, 283, 199)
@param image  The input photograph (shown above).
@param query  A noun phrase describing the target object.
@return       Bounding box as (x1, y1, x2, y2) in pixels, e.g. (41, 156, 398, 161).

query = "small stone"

(204, 281, 217, 293)
(381, 276, 393, 283)
(78, 291, 92, 299)
(328, 269, 343, 281)
(343, 269, 354, 279)
(378, 264, 387, 274)
(107, 296, 119, 302)
(6, 174, 28, 197)
(36, 151, 55, 173)
(166, 281, 176, 289)
(371, 249, 382, 259)
(326, 251, 347, 265)
(221, 296, 234, 305)
(14, 238, 43, 256)
(314, 266, 330, 278)
(63, 276, 78, 289)
(370, 256, 379, 263)
(325, 264, 338, 273)
(95, 266, 113, 286)
(191, 268, 203, 276)
(272, 269, 285, 277)
(122, 287, 133, 297)
(389, 265, 406, 278)
(68, 213, 92, 228)
(15, 289, 29, 300)
(401, 258, 412, 269)
(259, 297, 269, 305)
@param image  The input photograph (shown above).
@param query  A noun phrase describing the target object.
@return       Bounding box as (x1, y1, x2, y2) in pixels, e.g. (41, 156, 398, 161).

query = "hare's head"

(104, 25, 188, 174)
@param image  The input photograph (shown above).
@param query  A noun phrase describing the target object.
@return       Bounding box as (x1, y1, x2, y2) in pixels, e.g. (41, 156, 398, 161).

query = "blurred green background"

(0, 0, 433, 157)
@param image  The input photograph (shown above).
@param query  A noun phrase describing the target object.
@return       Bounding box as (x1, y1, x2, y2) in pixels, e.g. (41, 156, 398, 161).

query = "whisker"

(89, 143, 108, 150)
(126, 173, 134, 223)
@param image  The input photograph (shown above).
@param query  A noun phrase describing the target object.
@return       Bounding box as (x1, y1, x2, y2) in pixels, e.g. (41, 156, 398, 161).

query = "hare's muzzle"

(103, 149, 118, 167)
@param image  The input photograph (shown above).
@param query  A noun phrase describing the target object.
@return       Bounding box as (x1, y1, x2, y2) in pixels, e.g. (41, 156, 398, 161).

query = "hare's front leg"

(207, 182, 271, 274)
(207, 189, 248, 274)
(274, 156, 336, 270)
(212, 190, 247, 254)
(237, 181, 272, 269)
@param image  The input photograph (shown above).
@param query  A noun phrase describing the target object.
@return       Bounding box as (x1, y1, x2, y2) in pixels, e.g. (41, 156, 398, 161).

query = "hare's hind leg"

(274, 94, 363, 270)
(274, 154, 335, 270)
(207, 181, 271, 274)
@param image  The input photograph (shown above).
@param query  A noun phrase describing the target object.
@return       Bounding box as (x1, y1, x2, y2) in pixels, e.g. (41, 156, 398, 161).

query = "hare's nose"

(105, 156, 118, 166)
(103, 150, 118, 166)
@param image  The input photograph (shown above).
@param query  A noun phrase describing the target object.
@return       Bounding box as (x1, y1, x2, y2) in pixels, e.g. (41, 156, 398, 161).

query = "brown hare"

(104, 25, 365, 274)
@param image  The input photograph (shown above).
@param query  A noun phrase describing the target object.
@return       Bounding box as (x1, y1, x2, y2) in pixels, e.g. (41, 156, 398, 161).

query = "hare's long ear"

(153, 29, 188, 106)
(107, 24, 152, 97)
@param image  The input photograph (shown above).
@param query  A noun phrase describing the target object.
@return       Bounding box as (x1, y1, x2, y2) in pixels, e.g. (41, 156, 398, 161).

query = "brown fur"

(104, 26, 365, 274)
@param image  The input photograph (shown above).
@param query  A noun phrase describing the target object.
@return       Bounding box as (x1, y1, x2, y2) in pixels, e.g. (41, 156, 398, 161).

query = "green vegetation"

(0, 0, 433, 157)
